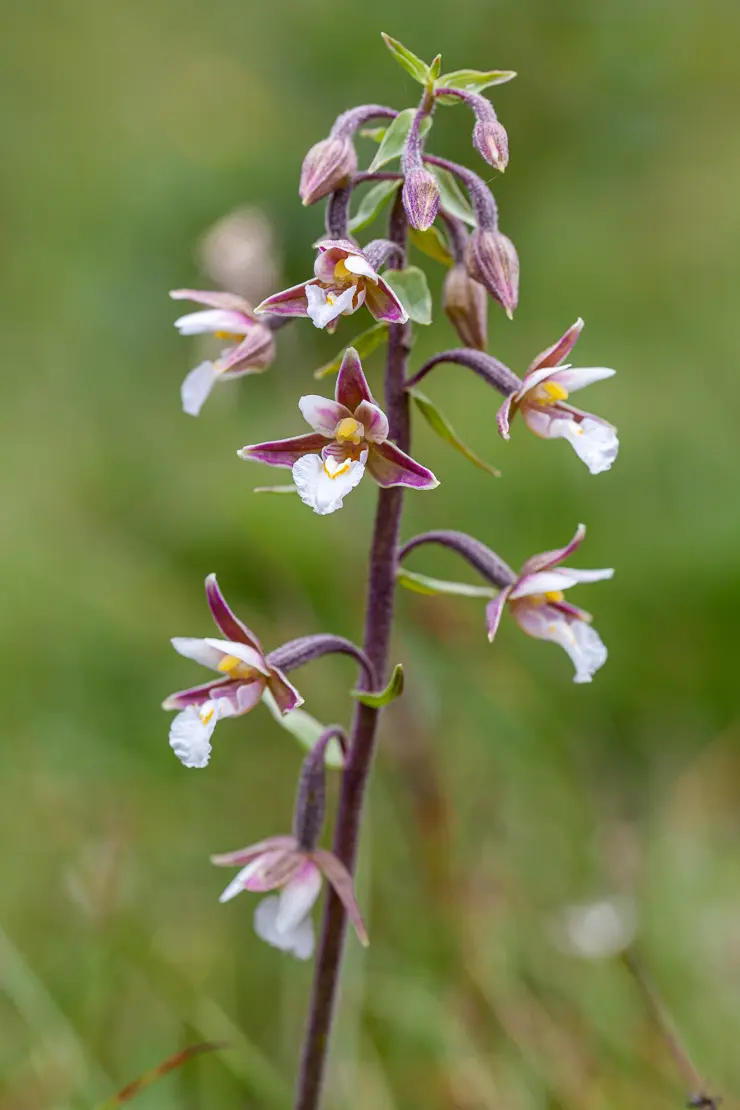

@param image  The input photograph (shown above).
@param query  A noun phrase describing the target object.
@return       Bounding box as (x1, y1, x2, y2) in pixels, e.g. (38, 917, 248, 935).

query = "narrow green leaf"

(253, 484, 297, 494)
(359, 126, 388, 143)
(313, 322, 388, 380)
(431, 166, 475, 226)
(436, 68, 517, 103)
(352, 664, 404, 708)
(262, 689, 345, 768)
(397, 569, 497, 599)
(348, 180, 401, 233)
(408, 387, 501, 475)
(383, 266, 433, 325)
(409, 225, 454, 266)
(368, 110, 431, 172)
(427, 54, 442, 82)
(95, 1043, 225, 1110)
(381, 32, 429, 85)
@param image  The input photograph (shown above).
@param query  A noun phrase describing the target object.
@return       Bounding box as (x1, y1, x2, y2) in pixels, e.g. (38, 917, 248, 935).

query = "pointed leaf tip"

(397, 569, 498, 598)
(352, 663, 404, 708)
(408, 388, 501, 476)
(380, 33, 430, 85)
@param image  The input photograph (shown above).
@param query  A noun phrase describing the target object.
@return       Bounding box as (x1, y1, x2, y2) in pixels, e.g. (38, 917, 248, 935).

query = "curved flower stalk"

(255, 239, 408, 331)
(497, 318, 618, 473)
(239, 347, 438, 515)
(163, 574, 302, 768)
(487, 524, 614, 683)
(213, 725, 367, 959)
(170, 290, 276, 416)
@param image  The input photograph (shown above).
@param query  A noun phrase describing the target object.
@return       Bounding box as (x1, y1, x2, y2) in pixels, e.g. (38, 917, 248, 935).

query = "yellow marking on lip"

(544, 590, 565, 603)
(199, 704, 215, 724)
(335, 417, 363, 444)
(214, 330, 246, 342)
(323, 458, 351, 480)
(333, 260, 354, 283)
(533, 380, 569, 405)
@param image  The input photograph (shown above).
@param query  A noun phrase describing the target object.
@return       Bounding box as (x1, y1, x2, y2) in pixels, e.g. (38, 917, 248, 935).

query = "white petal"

(171, 636, 224, 670)
(343, 254, 378, 280)
(551, 366, 616, 393)
(558, 418, 619, 475)
(202, 638, 269, 673)
(181, 361, 220, 417)
(168, 705, 218, 768)
(253, 896, 315, 959)
(276, 866, 322, 934)
(560, 620, 608, 683)
(291, 454, 365, 515)
(219, 859, 263, 903)
(511, 568, 613, 598)
(305, 283, 357, 329)
(174, 309, 246, 335)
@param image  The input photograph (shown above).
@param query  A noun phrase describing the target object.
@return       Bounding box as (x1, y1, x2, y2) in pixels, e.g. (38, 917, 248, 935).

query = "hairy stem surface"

(294, 195, 410, 1110)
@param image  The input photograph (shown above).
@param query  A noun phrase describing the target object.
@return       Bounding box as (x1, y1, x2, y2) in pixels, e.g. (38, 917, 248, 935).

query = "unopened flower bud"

(299, 138, 358, 206)
(472, 118, 509, 172)
(465, 228, 519, 318)
(402, 168, 440, 232)
(443, 263, 488, 350)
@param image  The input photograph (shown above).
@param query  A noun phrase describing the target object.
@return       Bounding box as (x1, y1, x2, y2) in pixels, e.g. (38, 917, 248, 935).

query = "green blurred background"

(3, 0, 740, 1106)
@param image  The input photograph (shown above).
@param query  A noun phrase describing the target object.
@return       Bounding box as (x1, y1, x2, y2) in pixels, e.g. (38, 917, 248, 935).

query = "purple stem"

(405, 348, 522, 395)
(325, 186, 352, 240)
(401, 92, 435, 177)
(294, 190, 411, 1110)
(423, 153, 498, 229)
(267, 635, 376, 692)
(330, 105, 398, 142)
(437, 209, 469, 262)
(398, 531, 516, 590)
(435, 87, 499, 122)
(293, 726, 347, 851)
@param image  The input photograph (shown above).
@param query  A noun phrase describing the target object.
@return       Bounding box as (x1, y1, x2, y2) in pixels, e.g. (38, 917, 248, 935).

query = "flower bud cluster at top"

(163, 31, 620, 990)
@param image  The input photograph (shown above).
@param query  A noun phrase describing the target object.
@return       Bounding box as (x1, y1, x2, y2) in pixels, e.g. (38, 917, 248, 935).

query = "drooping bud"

(443, 263, 488, 350)
(292, 726, 346, 850)
(464, 228, 519, 318)
(472, 118, 509, 172)
(299, 137, 358, 207)
(402, 167, 440, 231)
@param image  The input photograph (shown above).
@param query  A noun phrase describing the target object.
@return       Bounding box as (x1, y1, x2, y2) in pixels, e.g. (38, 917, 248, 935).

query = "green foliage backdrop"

(2, 0, 740, 1106)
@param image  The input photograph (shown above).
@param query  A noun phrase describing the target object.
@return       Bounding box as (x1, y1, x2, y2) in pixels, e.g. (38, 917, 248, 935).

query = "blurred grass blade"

(352, 663, 404, 707)
(398, 569, 497, 598)
(431, 166, 476, 226)
(349, 180, 401, 233)
(262, 688, 344, 767)
(94, 1042, 225, 1109)
(408, 387, 500, 475)
(314, 323, 388, 379)
(409, 225, 454, 267)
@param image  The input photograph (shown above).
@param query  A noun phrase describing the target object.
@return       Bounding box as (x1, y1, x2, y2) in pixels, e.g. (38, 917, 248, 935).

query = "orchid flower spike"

(497, 319, 618, 474)
(170, 290, 276, 416)
(239, 347, 438, 515)
(254, 239, 408, 332)
(163, 575, 302, 768)
(486, 525, 614, 683)
(211, 835, 368, 960)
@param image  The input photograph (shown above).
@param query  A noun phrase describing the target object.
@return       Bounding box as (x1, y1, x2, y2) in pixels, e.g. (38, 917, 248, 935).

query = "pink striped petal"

(486, 586, 512, 642)
(255, 281, 310, 317)
(528, 318, 584, 372)
(311, 848, 368, 945)
(205, 573, 262, 650)
(162, 675, 234, 711)
(239, 433, 329, 468)
(276, 863, 323, 932)
(298, 395, 351, 435)
(354, 399, 389, 443)
(521, 524, 587, 575)
(170, 289, 253, 314)
(335, 347, 374, 409)
(496, 393, 516, 439)
(211, 835, 298, 867)
(366, 441, 439, 490)
(267, 666, 304, 714)
(363, 277, 408, 324)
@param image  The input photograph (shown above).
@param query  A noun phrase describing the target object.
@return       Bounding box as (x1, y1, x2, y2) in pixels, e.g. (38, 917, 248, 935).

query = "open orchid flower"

(497, 319, 618, 474)
(486, 525, 613, 683)
(254, 239, 408, 331)
(163, 575, 302, 767)
(239, 347, 438, 515)
(170, 289, 276, 416)
(212, 835, 368, 960)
